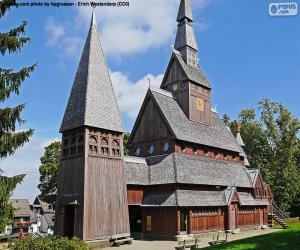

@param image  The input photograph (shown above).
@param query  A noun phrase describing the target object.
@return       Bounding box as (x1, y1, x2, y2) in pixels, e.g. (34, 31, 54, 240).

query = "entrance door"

(180, 210, 188, 233)
(63, 205, 75, 238)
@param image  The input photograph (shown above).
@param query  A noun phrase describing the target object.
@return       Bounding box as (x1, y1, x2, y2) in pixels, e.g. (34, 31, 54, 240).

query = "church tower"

(161, 0, 212, 125)
(55, 12, 130, 241)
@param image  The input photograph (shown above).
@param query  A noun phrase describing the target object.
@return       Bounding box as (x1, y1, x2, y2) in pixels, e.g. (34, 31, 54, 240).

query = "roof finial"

(148, 78, 151, 88)
(91, 8, 97, 27)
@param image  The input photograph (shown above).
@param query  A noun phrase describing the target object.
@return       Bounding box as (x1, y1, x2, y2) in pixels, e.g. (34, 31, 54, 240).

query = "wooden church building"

(55, 0, 273, 242)
(124, 0, 273, 238)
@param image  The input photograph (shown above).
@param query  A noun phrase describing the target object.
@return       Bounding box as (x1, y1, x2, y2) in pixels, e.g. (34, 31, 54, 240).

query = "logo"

(269, 2, 298, 16)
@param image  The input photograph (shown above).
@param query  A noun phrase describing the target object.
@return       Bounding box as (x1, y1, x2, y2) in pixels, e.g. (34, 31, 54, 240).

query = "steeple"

(60, 11, 124, 133)
(174, 0, 198, 66)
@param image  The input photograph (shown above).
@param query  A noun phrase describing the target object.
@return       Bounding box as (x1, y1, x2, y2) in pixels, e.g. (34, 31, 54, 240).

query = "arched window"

(148, 145, 155, 155)
(89, 136, 97, 144)
(101, 138, 108, 146)
(112, 139, 119, 147)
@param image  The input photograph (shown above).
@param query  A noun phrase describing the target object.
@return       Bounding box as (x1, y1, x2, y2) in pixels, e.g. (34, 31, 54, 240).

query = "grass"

(199, 218, 300, 250)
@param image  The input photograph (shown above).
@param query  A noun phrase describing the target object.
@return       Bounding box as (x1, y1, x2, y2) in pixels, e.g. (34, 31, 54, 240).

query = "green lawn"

(200, 218, 300, 250)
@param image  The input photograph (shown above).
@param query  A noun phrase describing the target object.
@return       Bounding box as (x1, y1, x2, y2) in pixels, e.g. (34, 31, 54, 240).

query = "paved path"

(101, 228, 278, 250)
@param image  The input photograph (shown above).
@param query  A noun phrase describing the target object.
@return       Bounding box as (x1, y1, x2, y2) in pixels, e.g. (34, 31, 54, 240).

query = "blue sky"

(1, 0, 300, 202)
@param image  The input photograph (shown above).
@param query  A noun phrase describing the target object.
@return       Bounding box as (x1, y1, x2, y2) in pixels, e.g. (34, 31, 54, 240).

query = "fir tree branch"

(0, 129, 33, 159)
(0, 64, 37, 101)
(0, 104, 26, 132)
(0, 21, 31, 55)
(0, 0, 16, 18)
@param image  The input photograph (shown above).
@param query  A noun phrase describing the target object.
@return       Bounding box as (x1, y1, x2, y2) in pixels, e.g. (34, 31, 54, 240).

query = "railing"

(272, 201, 289, 218)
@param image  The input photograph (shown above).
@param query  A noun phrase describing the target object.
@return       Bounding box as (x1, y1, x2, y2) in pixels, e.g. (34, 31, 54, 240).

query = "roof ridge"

(150, 86, 174, 98)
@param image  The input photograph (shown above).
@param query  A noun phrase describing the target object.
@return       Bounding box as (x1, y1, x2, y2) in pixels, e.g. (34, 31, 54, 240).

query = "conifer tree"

(0, 0, 35, 231)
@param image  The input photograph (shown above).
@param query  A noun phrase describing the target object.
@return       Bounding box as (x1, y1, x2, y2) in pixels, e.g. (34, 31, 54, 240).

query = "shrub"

(8, 236, 90, 250)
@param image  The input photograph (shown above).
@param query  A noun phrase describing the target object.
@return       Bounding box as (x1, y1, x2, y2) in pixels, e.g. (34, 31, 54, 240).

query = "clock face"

(172, 83, 178, 91)
(196, 98, 205, 111)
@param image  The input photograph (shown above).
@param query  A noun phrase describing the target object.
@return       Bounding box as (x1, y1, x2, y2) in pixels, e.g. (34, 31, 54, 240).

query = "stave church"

(55, 0, 273, 241)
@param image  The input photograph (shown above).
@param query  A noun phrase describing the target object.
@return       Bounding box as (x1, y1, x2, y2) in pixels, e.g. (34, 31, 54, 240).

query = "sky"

(1, 0, 299, 203)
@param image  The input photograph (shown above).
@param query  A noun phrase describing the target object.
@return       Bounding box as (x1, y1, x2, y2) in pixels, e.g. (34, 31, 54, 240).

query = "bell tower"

(161, 0, 212, 125)
(55, 12, 130, 241)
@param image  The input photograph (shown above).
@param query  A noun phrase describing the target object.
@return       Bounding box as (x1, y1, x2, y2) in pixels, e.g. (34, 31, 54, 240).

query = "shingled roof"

(149, 87, 243, 153)
(60, 12, 124, 133)
(9, 199, 37, 222)
(142, 190, 230, 207)
(125, 153, 253, 188)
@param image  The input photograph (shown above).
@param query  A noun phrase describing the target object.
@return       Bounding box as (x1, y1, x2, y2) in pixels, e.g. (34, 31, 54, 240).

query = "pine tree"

(0, 1, 36, 232)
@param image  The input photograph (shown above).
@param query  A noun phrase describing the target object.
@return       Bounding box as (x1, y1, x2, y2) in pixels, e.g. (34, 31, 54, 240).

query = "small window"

(148, 145, 155, 155)
(135, 147, 141, 157)
(101, 138, 109, 146)
(112, 139, 119, 147)
(163, 143, 170, 152)
(89, 136, 97, 144)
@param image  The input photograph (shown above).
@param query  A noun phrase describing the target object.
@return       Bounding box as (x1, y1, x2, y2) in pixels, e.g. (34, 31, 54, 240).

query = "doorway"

(180, 210, 188, 233)
(63, 205, 75, 238)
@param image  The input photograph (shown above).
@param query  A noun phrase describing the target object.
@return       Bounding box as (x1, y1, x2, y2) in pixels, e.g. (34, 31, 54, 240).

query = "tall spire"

(60, 12, 124, 133)
(91, 9, 97, 26)
(174, 0, 198, 66)
(177, 0, 193, 22)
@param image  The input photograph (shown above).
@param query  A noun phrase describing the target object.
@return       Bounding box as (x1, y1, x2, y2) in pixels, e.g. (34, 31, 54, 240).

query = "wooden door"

(63, 205, 75, 238)
(180, 210, 188, 233)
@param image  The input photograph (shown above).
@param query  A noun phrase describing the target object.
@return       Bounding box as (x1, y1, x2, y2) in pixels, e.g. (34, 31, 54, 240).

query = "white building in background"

(32, 197, 55, 235)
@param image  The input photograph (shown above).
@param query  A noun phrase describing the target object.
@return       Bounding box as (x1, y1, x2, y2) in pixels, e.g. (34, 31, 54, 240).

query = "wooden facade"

(55, 128, 130, 240)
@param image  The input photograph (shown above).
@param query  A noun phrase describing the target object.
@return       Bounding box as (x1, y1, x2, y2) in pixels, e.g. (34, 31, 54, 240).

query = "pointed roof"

(161, 50, 211, 89)
(60, 12, 124, 133)
(174, 0, 198, 51)
(177, 0, 193, 22)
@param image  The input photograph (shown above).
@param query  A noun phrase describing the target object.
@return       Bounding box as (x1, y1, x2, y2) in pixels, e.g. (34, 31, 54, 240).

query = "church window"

(148, 145, 155, 155)
(101, 138, 108, 146)
(71, 137, 76, 145)
(89, 136, 97, 144)
(63, 139, 69, 147)
(135, 147, 141, 157)
(163, 143, 170, 152)
(78, 135, 84, 143)
(70, 147, 76, 155)
(172, 83, 178, 91)
(192, 146, 197, 154)
(112, 139, 119, 147)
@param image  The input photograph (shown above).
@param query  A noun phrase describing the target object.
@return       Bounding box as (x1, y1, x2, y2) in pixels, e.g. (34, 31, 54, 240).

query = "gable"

(129, 93, 173, 145)
(161, 55, 187, 88)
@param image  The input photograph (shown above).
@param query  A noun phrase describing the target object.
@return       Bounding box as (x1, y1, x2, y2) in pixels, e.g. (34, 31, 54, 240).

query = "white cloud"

(45, 0, 212, 59)
(76, 0, 178, 56)
(1, 136, 60, 203)
(44, 18, 83, 59)
(111, 71, 163, 118)
(45, 18, 65, 46)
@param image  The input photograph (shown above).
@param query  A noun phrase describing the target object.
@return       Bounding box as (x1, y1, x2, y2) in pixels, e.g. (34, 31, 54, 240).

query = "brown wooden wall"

(127, 187, 144, 205)
(55, 155, 85, 239)
(84, 156, 130, 240)
(142, 207, 178, 236)
(190, 208, 225, 232)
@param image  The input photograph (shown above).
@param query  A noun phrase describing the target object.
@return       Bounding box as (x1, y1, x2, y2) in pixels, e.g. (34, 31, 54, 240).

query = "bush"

(8, 236, 90, 250)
